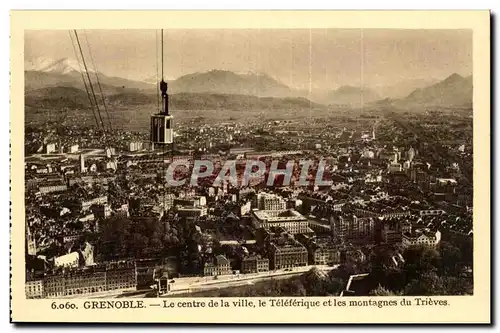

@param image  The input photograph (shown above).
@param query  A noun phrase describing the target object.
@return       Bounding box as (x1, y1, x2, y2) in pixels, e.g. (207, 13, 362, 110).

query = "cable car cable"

(68, 30, 100, 129)
(74, 30, 106, 131)
(84, 31, 113, 131)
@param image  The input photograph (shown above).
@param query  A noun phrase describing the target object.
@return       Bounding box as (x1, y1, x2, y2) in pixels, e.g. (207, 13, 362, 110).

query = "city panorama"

(24, 28, 473, 299)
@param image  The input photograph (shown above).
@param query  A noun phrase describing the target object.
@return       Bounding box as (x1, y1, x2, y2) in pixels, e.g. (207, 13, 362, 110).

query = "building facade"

(253, 209, 309, 234)
(64, 268, 107, 296)
(176, 206, 208, 218)
(54, 252, 80, 269)
(25, 279, 44, 299)
(269, 242, 308, 270)
(254, 193, 287, 211)
(36, 261, 138, 298)
(348, 217, 375, 241)
(204, 255, 232, 276)
(43, 274, 66, 298)
(241, 256, 269, 274)
(312, 246, 342, 266)
(402, 230, 441, 248)
(80, 196, 108, 212)
(105, 261, 137, 291)
(382, 220, 412, 245)
(39, 183, 68, 194)
(136, 259, 162, 289)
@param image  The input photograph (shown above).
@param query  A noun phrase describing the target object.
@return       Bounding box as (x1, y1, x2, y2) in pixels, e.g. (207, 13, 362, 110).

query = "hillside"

(25, 58, 295, 98)
(25, 70, 155, 93)
(399, 73, 472, 108)
(25, 68, 294, 97)
(25, 86, 325, 112)
(373, 78, 439, 99)
(169, 70, 293, 97)
(171, 93, 322, 110)
(325, 85, 381, 107)
(26, 57, 472, 111)
(25, 57, 155, 92)
(25, 86, 93, 110)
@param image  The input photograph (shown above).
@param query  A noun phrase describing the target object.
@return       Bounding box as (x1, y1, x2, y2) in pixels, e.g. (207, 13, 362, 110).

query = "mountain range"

(324, 85, 381, 107)
(26, 57, 96, 75)
(168, 70, 293, 97)
(372, 78, 440, 99)
(25, 57, 153, 93)
(24, 57, 473, 111)
(398, 73, 473, 108)
(25, 58, 293, 97)
(25, 86, 324, 113)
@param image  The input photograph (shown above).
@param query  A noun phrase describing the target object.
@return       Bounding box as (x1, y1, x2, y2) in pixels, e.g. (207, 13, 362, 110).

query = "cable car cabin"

(150, 114, 174, 144)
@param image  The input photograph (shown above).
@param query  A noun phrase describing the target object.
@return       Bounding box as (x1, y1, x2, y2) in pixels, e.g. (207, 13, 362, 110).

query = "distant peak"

(443, 73, 464, 83)
(236, 71, 269, 77)
(198, 69, 272, 78)
(336, 85, 357, 92)
(335, 85, 373, 93)
(142, 74, 176, 84)
(206, 69, 235, 74)
(26, 57, 97, 75)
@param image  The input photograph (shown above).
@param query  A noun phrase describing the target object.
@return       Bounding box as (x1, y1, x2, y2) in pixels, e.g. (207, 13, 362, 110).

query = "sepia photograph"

(10, 10, 490, 323)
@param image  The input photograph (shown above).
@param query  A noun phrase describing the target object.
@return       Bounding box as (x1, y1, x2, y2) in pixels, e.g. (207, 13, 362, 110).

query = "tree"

(403, 245, 440, 282)
(369, 285, 398, 296)
(440, 276, 473, 295)
(438, 241, 462, 275)
(288, 279, 307, 296)
(326, 277, 345, 296)
(404, 272, 445, 296)
(383, 267, 406, 294)
(301, 267, 328, 296)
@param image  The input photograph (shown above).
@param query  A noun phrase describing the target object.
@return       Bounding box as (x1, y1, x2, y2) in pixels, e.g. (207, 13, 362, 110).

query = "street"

(121, 265, 337, 298)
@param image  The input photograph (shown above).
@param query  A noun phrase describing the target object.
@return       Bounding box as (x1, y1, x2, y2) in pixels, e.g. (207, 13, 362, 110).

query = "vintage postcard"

(10, 10, 490, 323)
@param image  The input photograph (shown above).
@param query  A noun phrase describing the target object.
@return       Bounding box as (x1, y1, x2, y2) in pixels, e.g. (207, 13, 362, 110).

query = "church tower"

(80, 154, 86, 173)
(26, 224, 36, 256)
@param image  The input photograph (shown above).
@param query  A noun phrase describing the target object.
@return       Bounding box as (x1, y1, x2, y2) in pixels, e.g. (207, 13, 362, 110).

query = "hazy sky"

(25, 29, 472, 90)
